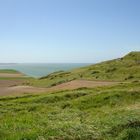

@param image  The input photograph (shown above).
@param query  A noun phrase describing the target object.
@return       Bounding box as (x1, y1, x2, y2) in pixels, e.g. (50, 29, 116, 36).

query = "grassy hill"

(0, 81, 139, 140)
(27, 51, 140, 88)
(0, 52, 140, 139)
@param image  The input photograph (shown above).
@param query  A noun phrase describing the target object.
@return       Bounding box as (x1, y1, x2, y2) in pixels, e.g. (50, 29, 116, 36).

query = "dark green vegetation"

(26, 51, 140, 88)
(0, 82, 140, 140)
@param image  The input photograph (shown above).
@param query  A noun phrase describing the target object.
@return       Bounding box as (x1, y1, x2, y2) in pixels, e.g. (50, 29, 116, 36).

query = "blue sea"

(0, 63, 91, 78)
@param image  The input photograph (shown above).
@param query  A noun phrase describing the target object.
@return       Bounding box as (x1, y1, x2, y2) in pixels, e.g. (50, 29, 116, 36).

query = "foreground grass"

(0, 81, 140, 140)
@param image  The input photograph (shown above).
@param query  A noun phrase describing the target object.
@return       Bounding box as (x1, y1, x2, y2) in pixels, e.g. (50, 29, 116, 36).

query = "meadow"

(0, 52, 139, 140)
(0, 81, 140, 140)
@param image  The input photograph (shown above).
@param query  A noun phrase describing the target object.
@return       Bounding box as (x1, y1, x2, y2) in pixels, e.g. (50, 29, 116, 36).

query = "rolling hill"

(27, 51, 140, 88)
(0, 81, 140, 140)
(0, 51, 140, 139)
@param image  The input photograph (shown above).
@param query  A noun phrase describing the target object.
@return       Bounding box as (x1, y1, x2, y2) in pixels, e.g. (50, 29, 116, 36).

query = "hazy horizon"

(0, 0, 140, 63)
(0, 51, 138, 64)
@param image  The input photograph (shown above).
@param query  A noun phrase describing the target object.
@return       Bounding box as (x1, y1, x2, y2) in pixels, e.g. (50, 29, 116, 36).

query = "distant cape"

(0, 63, 17, 65)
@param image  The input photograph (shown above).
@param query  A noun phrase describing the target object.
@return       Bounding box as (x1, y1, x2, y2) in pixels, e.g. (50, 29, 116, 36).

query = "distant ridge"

(123, 51, 140, 61)
(0, 69, 19, 73)
(0, 63, 17, 65)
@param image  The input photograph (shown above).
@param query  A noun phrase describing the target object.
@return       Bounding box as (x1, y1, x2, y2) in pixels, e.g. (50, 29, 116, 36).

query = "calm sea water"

(0, 63, 91, 78)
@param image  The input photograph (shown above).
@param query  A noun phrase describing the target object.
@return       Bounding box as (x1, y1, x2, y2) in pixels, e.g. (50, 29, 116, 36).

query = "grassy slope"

(27, 51, 140, 88)
(0, 81, 139, 140)
(0, 69, 20, 74)
(0, 51, 139, 140)
(0, 69, 32, 81)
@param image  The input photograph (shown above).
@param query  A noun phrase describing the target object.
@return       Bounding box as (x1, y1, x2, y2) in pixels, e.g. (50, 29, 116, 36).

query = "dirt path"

(47, 80, 118, 91)
(0, 80, 24, 87)
(0, 73, 24, 78)
(0, 80, 118, 96)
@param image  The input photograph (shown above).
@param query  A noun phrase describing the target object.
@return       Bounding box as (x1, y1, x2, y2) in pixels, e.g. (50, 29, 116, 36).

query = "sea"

(0, 63, 91, 78)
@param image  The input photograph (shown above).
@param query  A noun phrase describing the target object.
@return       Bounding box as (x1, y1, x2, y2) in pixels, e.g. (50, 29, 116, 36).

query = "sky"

(0, 0, 140, 63)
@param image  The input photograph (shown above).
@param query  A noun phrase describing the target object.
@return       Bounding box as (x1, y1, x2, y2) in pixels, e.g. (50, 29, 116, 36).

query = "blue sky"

(0, 0, 140, 63)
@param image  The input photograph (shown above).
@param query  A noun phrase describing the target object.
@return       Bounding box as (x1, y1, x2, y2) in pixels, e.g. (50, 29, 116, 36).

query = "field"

(0, 82, 140, 140)
(0, 52, 140, 140)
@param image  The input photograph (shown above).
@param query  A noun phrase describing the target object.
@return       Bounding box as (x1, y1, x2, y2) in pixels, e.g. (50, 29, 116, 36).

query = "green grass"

(26, 51, 140, 88)
(0, 81, 140, 140)
(0, 77, 32, 80)
(0, 69, 20, 74)
(0, 51, 139, 139)
(0, 69, 33, 81)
